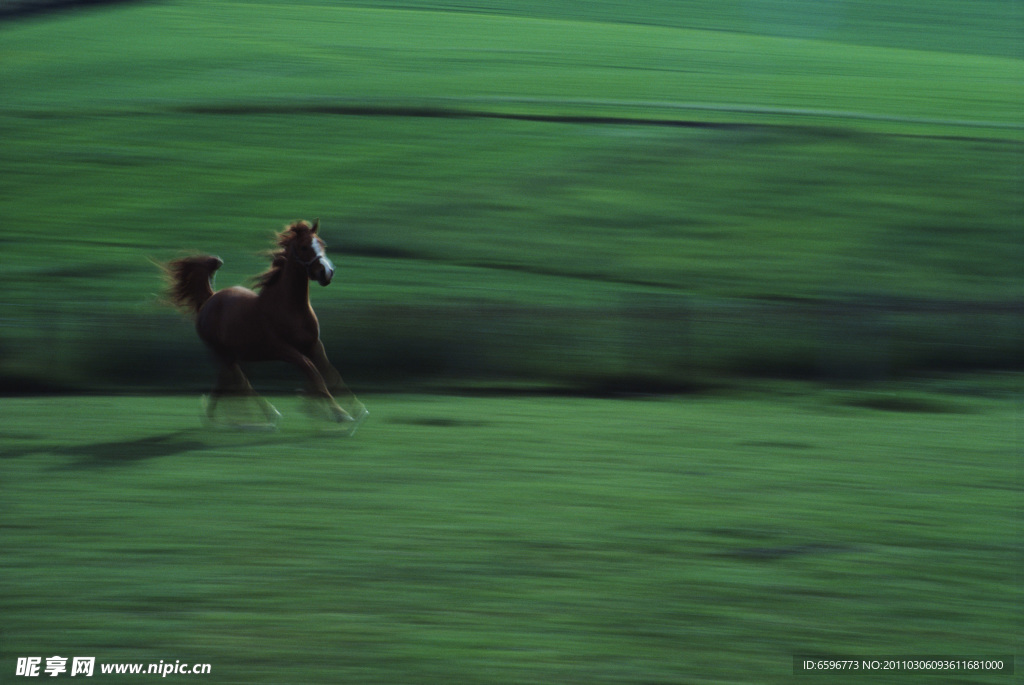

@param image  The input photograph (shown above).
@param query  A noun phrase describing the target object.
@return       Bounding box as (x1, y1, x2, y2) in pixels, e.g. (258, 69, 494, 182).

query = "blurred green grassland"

(2, 391, 1020, 684)
(0, 0, 1021, 392)
(2, 5, 1022, 684)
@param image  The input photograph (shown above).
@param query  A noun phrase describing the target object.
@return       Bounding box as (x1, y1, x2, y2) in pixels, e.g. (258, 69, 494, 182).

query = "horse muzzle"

(312, 257, 335, 286)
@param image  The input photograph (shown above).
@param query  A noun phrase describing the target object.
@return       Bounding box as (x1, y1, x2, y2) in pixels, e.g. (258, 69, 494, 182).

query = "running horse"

(164, 219, 367, 433)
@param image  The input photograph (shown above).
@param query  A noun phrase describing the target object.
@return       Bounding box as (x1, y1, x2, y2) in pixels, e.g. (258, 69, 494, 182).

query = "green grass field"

(1, 2, 1022, 682)
(2, 389, 1020, 683)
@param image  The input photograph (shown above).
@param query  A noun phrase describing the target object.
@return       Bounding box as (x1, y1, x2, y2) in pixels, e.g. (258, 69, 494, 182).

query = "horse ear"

(311, 218, 319, 234)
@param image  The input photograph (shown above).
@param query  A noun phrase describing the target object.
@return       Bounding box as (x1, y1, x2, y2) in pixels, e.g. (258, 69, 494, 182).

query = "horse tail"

(163, 255, 223, 315)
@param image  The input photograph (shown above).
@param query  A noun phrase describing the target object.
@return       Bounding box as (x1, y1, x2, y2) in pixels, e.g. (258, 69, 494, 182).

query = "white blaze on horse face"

(313, 238, 334, 285)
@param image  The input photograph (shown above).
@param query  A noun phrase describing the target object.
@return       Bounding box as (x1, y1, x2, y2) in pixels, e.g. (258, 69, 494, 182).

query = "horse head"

(289, 219, 335, 287)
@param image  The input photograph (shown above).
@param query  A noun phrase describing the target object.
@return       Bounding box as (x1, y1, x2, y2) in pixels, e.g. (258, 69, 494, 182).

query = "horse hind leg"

(202, 363, 238, 423)
(242, 375, 282, 428)
(205, 361, 280, 429)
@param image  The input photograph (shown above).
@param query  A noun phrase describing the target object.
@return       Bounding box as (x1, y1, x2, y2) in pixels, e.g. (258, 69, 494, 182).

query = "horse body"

(197, 285, 317, 363)
(165, 220, 366, 431)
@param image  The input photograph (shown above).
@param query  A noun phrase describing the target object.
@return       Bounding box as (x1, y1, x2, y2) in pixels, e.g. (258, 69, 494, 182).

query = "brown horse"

(164, 219, 367, 433)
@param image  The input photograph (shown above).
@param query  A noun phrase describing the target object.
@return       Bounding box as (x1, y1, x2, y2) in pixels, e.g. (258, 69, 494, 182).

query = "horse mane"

(252, 220, 314, 291)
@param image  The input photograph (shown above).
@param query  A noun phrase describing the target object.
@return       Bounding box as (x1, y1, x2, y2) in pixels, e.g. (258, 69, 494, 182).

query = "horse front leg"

(280, 346, 356, 427)
(310, 340, 368, 422)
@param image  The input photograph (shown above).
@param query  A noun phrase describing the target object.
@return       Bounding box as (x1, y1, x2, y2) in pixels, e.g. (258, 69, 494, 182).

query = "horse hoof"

(199, 395, 215, 426)
(318, 406, 367, 437)
(336, 406, 368, 437)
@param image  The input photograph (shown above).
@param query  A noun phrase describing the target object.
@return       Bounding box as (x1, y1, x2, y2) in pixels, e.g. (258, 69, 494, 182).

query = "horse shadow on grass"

(2, 430, 297, 470)
(56, 431, 210, 469)
(0, 430, 190, 466)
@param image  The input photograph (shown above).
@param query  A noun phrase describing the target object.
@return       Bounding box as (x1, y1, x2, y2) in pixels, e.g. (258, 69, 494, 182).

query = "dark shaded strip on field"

(175, 101, 747, 131)
(6, 100, 1019, 142)
(169, 99, 1024, 137)
(2, 294, 1021, 394)
(0, 0, 151, 20)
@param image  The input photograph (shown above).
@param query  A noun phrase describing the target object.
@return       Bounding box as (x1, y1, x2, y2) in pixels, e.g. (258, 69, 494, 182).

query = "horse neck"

(263, 258, 311, 309)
